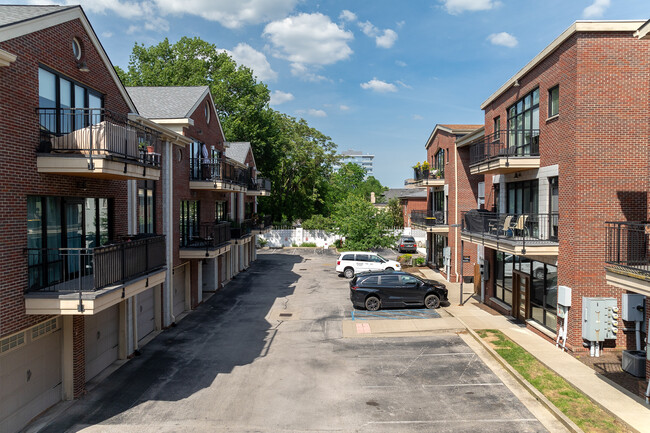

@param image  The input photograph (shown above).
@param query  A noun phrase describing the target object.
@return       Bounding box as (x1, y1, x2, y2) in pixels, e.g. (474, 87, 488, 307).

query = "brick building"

(457, 21, 650, 387)
(411, 124, 482, 282)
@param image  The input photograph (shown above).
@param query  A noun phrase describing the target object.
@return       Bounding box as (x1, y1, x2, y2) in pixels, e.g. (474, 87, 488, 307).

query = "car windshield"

(376, 254, 388, 262)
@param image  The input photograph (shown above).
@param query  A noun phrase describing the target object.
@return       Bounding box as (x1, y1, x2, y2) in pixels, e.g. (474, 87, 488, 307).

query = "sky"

(11, 0, 650, 187)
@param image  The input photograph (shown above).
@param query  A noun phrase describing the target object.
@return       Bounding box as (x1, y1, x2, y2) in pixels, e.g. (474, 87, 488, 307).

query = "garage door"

(0, 323, 61, 433)
(85, 305, 119, 382)
(173, 263, 187, 318)
(137, 287, 155, 342)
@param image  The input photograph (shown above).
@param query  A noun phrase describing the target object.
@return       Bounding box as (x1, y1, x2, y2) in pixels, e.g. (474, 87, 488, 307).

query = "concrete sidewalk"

(411, 267, 650, 433)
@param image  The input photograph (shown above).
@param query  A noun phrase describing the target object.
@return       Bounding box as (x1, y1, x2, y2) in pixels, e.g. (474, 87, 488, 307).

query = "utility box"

(622, 350, 646, 377)
(557, 286, 571, 307)
(582, 297, 618, 342)
(621, 294, 644, 322)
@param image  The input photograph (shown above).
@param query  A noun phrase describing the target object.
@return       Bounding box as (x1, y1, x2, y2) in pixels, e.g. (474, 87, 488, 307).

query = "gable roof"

(225, 142, 256, 169)
(0, 5, 137, 113)
(126, 86, 210, 119)
(425, 124, 483, 149)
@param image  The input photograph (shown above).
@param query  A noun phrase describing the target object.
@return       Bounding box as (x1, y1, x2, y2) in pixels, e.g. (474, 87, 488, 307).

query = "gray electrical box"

(582, 297, 618, 342)
(621, 294, 644, 322)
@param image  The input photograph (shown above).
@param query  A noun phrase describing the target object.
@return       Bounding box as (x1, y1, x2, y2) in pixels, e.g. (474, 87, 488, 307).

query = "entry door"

(512, 271, 530, 321)
(65, 200, 84, 277)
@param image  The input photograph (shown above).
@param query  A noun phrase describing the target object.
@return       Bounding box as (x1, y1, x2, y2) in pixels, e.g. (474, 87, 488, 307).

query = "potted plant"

(412, 162, 421, 179)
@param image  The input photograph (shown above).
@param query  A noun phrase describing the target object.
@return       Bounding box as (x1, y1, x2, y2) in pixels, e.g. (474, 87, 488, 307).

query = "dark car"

(350, 271, 448, 311)
(396, 236, 417, 253)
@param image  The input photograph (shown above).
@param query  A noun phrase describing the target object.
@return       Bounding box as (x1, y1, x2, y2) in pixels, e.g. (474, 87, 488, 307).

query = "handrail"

(605, 221, 650, 276)
(411, 209, 448, 226)
(469, 129, 540, 166)
(189, 157, 248, 185)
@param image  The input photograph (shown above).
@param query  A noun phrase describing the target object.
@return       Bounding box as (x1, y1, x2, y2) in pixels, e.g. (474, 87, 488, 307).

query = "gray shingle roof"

(0, 5, 74, 28)
(126, 86, 209, 119)
(225, 142, 251, 165)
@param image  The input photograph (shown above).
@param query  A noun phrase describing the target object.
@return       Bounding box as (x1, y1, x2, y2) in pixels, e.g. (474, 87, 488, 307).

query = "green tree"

(301, 214, 335, 232)
(332, 195, 397, 250)
(324, 163, 387, 215)
(386, 197, 404, 228)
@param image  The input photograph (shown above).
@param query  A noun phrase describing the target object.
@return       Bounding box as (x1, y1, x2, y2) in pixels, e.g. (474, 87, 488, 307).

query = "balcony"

(247, 177, 272, 196)
(24, 235, 166, 315)
(251, 215, 273, 234)
(411, 210, 449, 233)
(189, 157, 247, 192)
(36, 108, 162, 180)
(179, 222, 232, 259)
(460, 210, 558, 255)
(468, 130, 540, 175)
(413, 168, 444, 187)
(230, 219, 253, 243)
(604, 222, 650, 297)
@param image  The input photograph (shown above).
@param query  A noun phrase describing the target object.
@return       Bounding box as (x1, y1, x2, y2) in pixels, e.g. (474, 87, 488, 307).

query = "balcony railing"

(26, 235, 165, 293)
(37, 108, 162, 168)
(605, 221, 650, 278)
(469, 129, 540, 166)
(411, 210, 448, 227)
(461, 210, 558, 249)
(181, 221, 232, 251)
(249, 177, 272, 192)
(413, 168, 444, 182)
(231, 219, 253, 239)
(251, 215, 272, 231)
(189, 157, 248, 185)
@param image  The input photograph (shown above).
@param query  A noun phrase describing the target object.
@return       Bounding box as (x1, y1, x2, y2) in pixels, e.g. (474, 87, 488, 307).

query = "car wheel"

(385, 267, 394, 272)
(344, 267, 355, 279)
(425, 294, 440, 309)
(365, 296, 380, 311)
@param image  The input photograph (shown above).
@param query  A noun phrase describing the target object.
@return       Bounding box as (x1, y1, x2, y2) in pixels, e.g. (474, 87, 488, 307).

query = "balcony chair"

(489, 215, 512, 236)
(509, 214, 529, 237)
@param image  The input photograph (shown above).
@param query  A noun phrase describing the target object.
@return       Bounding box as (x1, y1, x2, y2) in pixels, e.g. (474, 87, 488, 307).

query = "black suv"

(396, 236, 417, 253)
(350, 271, 448, 311)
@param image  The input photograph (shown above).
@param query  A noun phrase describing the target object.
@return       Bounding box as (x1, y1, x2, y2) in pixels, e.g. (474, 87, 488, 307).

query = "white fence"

(259, 227, 426, 248)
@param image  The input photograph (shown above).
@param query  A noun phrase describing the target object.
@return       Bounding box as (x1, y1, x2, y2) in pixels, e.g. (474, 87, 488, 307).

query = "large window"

(507, 88, 539, 156)
(138, 180, 155, 234)
(434, 149, 444, 177)
(216, 200, 228, 222)
(180, 201, 200, 247)
(548, 85, 559, 117)
(506, 179, 539, 237)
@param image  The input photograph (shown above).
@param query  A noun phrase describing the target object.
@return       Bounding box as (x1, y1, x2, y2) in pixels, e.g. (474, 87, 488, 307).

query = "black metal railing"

(230, 219, 253, 239)
(469, 129, 540, 166)
(411, 209, 448, 227)
(181, 221, 231, 253)
(413, 168, 444, 182)
(189, 157, 248, 185)
(26, 235, 165, 293)
(249, 177, 272, 192)
(37, 108, 162, 168)
(252, 215, 272, 230)
(605, 221, 650, 277)
(461, 210, 558, 247)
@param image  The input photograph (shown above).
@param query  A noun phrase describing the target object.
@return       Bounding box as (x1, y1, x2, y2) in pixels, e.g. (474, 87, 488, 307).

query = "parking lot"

(34, 249, 553, 433)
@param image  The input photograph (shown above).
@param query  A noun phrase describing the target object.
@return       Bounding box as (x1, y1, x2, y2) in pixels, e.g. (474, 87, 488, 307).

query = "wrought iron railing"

(249, 177, 272, 192)
(411, 210, 448, 227)
(605, 221, 650, 277)
(26, 235, 165, 293)
(189, 157, 248, 185)
(37, 108, 161, 168)
(230, 219, 253, 239)
(469, 129, 540, 166)
(181, 221, 231, 253)
(413, 168, 443, 182)
(461, 211, 559, 247)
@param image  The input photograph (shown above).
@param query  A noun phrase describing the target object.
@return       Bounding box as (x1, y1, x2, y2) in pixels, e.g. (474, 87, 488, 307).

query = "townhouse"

(410, 125, 482, 282)
(0, 7, 272, 432)
(456, 21, 650, 384)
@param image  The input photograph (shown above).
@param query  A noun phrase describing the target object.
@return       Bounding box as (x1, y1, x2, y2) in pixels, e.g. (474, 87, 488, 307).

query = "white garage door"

(85, 305, 119, 382)
(0, 324, 61, 433)
(137, 287, 155, 342)
(173, 264, 186, 318)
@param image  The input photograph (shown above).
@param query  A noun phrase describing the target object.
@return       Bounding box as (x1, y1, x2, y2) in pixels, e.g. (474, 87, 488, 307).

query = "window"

(356, 254, 370, 262)
(342, 254, 355, 261)
(72, 38, 82, 60)
(180, 201, 200, 247)
(494, 116, 501, 134)
(138, 180, 155, 234)
(216, 201, 228, 222)
(379, 275, 400, 285)
(205, 101, 211, 124)
(361, 276, 379, 286)
(434, 149, 444, 177)
(507, 88, 539, 156)
(401, 275, 418, 285)
(548, 86, 559, 117)
(549, 177, 559, 240)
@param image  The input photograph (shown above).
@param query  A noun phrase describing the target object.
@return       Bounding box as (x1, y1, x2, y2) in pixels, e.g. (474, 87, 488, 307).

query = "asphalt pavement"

(27, 249, 557, 433)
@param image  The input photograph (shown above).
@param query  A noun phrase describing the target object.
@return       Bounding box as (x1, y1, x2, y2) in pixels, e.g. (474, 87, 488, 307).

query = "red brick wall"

(0, 19, 132, 337)
(403, 197, 426, 227)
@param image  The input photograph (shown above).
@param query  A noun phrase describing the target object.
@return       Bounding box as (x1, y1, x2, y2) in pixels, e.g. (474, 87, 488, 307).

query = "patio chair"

(490, 215, 513, 236)
(510, 214, 529, 237)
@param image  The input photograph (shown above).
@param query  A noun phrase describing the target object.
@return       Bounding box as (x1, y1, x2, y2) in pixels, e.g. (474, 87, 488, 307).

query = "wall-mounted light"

(77, 61, 89, 72)
(513, 79, 520, 87)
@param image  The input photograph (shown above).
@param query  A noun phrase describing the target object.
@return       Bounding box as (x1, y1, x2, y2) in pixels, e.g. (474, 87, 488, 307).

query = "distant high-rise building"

(334, 149, 375, 176)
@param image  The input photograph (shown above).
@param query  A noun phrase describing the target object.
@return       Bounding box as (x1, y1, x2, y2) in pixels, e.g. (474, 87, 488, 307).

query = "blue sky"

(15, 0, 650, 187)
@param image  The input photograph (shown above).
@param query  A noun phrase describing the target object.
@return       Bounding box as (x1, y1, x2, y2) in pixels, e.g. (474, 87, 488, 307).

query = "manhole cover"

(279, 313, 293, 317)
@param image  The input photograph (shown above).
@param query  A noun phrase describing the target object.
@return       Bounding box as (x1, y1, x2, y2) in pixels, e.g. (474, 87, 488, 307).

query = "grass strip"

(477, 329, 630, 433)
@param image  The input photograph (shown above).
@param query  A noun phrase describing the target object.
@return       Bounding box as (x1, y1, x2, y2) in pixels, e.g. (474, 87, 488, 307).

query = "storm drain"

(279, 313, 293, 318)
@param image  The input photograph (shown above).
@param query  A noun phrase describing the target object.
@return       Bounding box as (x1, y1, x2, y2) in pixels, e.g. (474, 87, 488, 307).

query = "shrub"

(300, 242, 317, 247)
(398, 254, 412, 265)
(414, 257, 426, 266)
(291, 242, 298, 247)
(334, 239, 344, 249)
(257, 238, 268, 247)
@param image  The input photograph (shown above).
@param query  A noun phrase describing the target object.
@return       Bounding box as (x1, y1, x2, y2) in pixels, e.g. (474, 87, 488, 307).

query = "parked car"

(349, 271, 448, 311)
(336, 251, 401, 278)
(396, 236, 417, 253)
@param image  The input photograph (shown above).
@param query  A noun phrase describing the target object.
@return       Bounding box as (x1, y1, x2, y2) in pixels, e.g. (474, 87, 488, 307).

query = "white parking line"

(354, 352, 476, 358)
(363, 383, 505, 388)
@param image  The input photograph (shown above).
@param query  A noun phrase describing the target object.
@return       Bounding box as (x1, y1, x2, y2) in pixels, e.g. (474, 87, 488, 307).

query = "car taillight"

(337, 260, 340, 265)
(351, 286, 358, 290)
(400, 244, 404, 247)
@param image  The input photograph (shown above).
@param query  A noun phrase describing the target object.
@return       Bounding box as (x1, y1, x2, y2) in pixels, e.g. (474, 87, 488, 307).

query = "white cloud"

(290, 63, 328, 82)
(396, 60, 407, 67)
(358, 20, 398, 48)
(396, 80, 412, 89)
(441, 0, 502, 14)
(339, 10, 357, 22)
(297, 108, 327, 117)
(270, 90, 294, 105)
(102, 31, 114, 38)
(413, 114, 424, 120)
(223, 43, 277, 82)
(264, 13, 354, 66)
(339, 104, 350, 111)
(396, 20, 406, 29)
(154, 0, 298, 29)
(360, 78, 398, 93)
(583, 0, 611, 18)
(487, 32, 518, 48)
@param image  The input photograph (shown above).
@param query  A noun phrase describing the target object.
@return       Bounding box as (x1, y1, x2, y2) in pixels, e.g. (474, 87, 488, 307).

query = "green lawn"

(477, 329, 630, 433)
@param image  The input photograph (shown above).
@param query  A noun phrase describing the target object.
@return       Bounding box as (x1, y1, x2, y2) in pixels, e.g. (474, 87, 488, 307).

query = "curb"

(464, 326, 585, 433)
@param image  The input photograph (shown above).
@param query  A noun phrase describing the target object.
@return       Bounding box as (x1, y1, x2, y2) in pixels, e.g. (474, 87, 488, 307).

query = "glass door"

(65, 200, 84, 278)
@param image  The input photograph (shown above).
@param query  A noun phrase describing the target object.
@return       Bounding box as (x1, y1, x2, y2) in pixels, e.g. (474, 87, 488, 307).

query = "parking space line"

(363, 383, 505, 388)
(364, 419, 539, 425)
(354, 352, 476, 358)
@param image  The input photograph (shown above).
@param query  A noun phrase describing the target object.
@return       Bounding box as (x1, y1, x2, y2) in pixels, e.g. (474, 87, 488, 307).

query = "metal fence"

(469, 129, 540, 166)
(189, 157, 248, 185)
(461, 210, 559, 244)
(605, 221, 650, 276)
(411, 209, 448, 226)
(249, 177, 272, 192)
(230, 219, 253, 239)
(26, 235, 165, 293)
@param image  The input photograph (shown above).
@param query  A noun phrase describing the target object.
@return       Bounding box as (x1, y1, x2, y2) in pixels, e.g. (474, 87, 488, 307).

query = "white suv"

(336, 251, 401, 279)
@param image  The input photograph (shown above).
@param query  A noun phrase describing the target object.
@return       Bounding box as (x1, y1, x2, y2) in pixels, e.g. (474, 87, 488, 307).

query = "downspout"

(454, 144, 459, 283)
